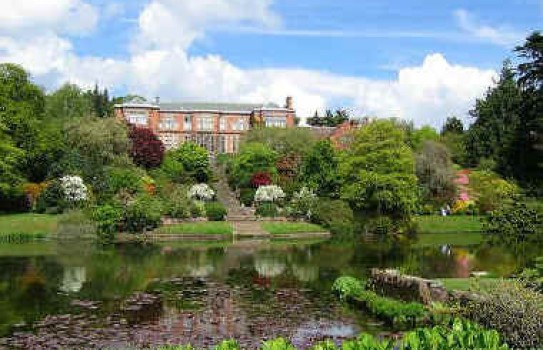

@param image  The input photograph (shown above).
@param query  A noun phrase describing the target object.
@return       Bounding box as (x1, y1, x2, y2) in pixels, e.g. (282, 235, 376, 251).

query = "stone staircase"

(213, 165, 257, 222)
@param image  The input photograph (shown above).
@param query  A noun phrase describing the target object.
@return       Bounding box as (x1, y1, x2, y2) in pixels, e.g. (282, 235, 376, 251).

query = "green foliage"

(340, 120, 418, 219)
(519, 256, 543, 292)
(231, 143, 278, 188)
(288, 187, 317, 220)
(46, 83, 92, 120)
(214, 339, 240, 350)
(106, 167, 144, 196)
(484, 201, 542, 246)
(401, 319, 508, 350)
(169, 142, 210, 183)
(311, 199, 354, 235)
(0, 185, 28, 213)
(306, 109, 350, 127)
(35, 180, 66, 214)
(161, 184, 191, 219)
(159, 154, 188, 183)
(190, 201, 206, 218)
(205, 202, 227, 221)
(332, 276, 365, 300)
(239, 188, 256, 207)
(441, 116, 465, 135)
(469, 171, 520, 213)
(123, 195, 164, 233)
(256, 202, 279, 218)
(300, 140, 340, 197)
(408, 125, 440, 152)
(243, 127, 317, 158)
(463, 280, 543, 349)
(262, 338, 297, 350)
(92, 204, 123, 242)
(341, 334, 394, 350)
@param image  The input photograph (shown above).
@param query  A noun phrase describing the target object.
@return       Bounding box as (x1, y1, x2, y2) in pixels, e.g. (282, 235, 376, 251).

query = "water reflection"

(0, 237, 539, 348)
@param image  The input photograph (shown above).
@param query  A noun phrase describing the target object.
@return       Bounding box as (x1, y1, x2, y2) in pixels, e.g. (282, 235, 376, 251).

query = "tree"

(231, 142, 278, 188)
(169, 142, 210, 182)
(407, 125, 440, 151)
(46, 83, 92, 120)
(465, 62, 522, 170)
(129, 126, 165, 169)
(415, 141, 456, 203)
(441, 116, 464, 135)
(306, 109, 350, 127)
(511, 32, 543, 190)
(300, 140, 340, 197)
(339, 120, 418, 218)
(242, 127, 317, 157)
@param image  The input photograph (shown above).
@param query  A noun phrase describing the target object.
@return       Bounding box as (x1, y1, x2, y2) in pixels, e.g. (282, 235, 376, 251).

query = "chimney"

(155, 96, 160, 105)
(285, 96, 293, 110)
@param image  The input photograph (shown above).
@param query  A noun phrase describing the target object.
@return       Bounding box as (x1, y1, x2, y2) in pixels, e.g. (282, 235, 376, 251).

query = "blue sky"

(0, 0, 541, 126)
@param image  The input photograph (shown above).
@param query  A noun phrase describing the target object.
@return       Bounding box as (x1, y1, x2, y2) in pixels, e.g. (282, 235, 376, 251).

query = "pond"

(0, 237, 534, 349)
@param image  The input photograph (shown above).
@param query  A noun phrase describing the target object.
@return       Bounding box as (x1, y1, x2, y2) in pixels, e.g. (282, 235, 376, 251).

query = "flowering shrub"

(250, 172, 272, 188)
(254, 185, 285, 203)
(141, 175, 156, 195)
(23, 182, 48, 209)
(452, 200, 476, 215)
(60, 176, 88, 202)
(187, 183, 215, 201)
(289, 187, 317, 219)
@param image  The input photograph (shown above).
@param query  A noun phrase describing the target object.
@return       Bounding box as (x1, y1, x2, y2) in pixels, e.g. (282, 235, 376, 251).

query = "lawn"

(416, 215, 483, 234)
(0, 213, 58, 235)
(438, 277, 500, 291)
(154, 222, 233, 235)
(261, 222, 327, 235)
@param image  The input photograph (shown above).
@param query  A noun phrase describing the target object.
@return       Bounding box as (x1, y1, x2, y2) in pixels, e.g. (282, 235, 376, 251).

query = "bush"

(205, 202, 227, 221)
(484, 201, 542, 246)
(35, 180, 66, 214)
(0, 185, 29, 213)
(190, 200, 206, 218)
(289, 187, 317, 220)
(311, 199, 354, 235)
(92, 204, 123, 242)
(256, 202, 279, 218)
(162, 185, 191, 219)
(123, 195, 163, 233)
(250, 172, 272, 188)
(239, 188, 256, 207)
(129, 126, 165, 169)
(470, 171, 520, 213)
(107, 167, 144, 195)
(463, 280, 543, 348)
(332, 276, 365, 301)
(262, 338, 296, 350)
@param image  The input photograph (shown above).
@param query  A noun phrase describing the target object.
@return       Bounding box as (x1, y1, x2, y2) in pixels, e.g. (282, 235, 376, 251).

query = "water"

(0, 237, 532, 349)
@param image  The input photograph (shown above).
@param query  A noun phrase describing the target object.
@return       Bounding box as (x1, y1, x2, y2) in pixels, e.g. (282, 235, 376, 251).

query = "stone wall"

(367, 269, 450, 305)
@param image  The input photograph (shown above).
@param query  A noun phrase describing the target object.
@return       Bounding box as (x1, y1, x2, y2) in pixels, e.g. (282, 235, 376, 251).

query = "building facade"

(114, 97, 296, 153)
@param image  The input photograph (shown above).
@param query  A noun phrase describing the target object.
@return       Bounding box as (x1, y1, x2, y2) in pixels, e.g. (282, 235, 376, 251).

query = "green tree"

(169, 142, 210, 182)
(441, 116, 464, 135)
(300, 140, 340, 197)
(339, 120, 418, 218)
(46, 83, 92, 120)
(231, 142, 278, 188)
(465, 62, 522, 171)
(408, 125, 440, 151)
(307, 109, 350, 127)
(511, 32, 543, 191)
(242, 127, 317, 157)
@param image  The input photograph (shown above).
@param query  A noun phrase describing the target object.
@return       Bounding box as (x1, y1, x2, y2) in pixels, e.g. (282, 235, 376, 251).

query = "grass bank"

(261, 222, 327, 235)
(154, 222, 233, 235)
(0, 213, 58, 242)
(416, 215, 483, 234)
(438, 277, 501, 292)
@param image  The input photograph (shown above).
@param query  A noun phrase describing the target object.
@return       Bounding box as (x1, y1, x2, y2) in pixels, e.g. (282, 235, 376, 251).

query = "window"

(233, 118, 247, 131)
(198, 115, 214, 131)
(265, 116, 287, 128)
(220, 118, 226, 131)
(160, 133, 180, 150)
(159, 114, 178, 130)
(126, 110, 148, 126)
(184, 115, 192, 131)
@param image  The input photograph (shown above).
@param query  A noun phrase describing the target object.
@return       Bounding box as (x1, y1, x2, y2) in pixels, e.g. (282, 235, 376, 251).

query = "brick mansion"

(115, 97, 297, 153)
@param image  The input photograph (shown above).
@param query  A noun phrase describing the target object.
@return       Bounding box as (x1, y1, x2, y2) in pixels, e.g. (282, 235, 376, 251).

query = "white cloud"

(134, 0, 280, 51)
(454, 9, 523, 47)
(0, 0, 98, 36)
(0, 0, 498, 129)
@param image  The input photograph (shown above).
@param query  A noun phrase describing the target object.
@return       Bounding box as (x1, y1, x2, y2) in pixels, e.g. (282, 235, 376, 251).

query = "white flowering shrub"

(254, 185, 285, 203)
(187, 183, 215, 201)
(60, 175, 88, 202)
(290, 187, 317, 219)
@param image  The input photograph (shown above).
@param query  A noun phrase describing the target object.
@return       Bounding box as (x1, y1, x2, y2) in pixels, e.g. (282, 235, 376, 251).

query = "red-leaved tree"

(129, 126, 165, 169)
(250, 172, 272, 188)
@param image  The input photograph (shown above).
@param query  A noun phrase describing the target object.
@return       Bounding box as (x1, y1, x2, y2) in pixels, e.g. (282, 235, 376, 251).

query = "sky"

(0, 0, 541, 127)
